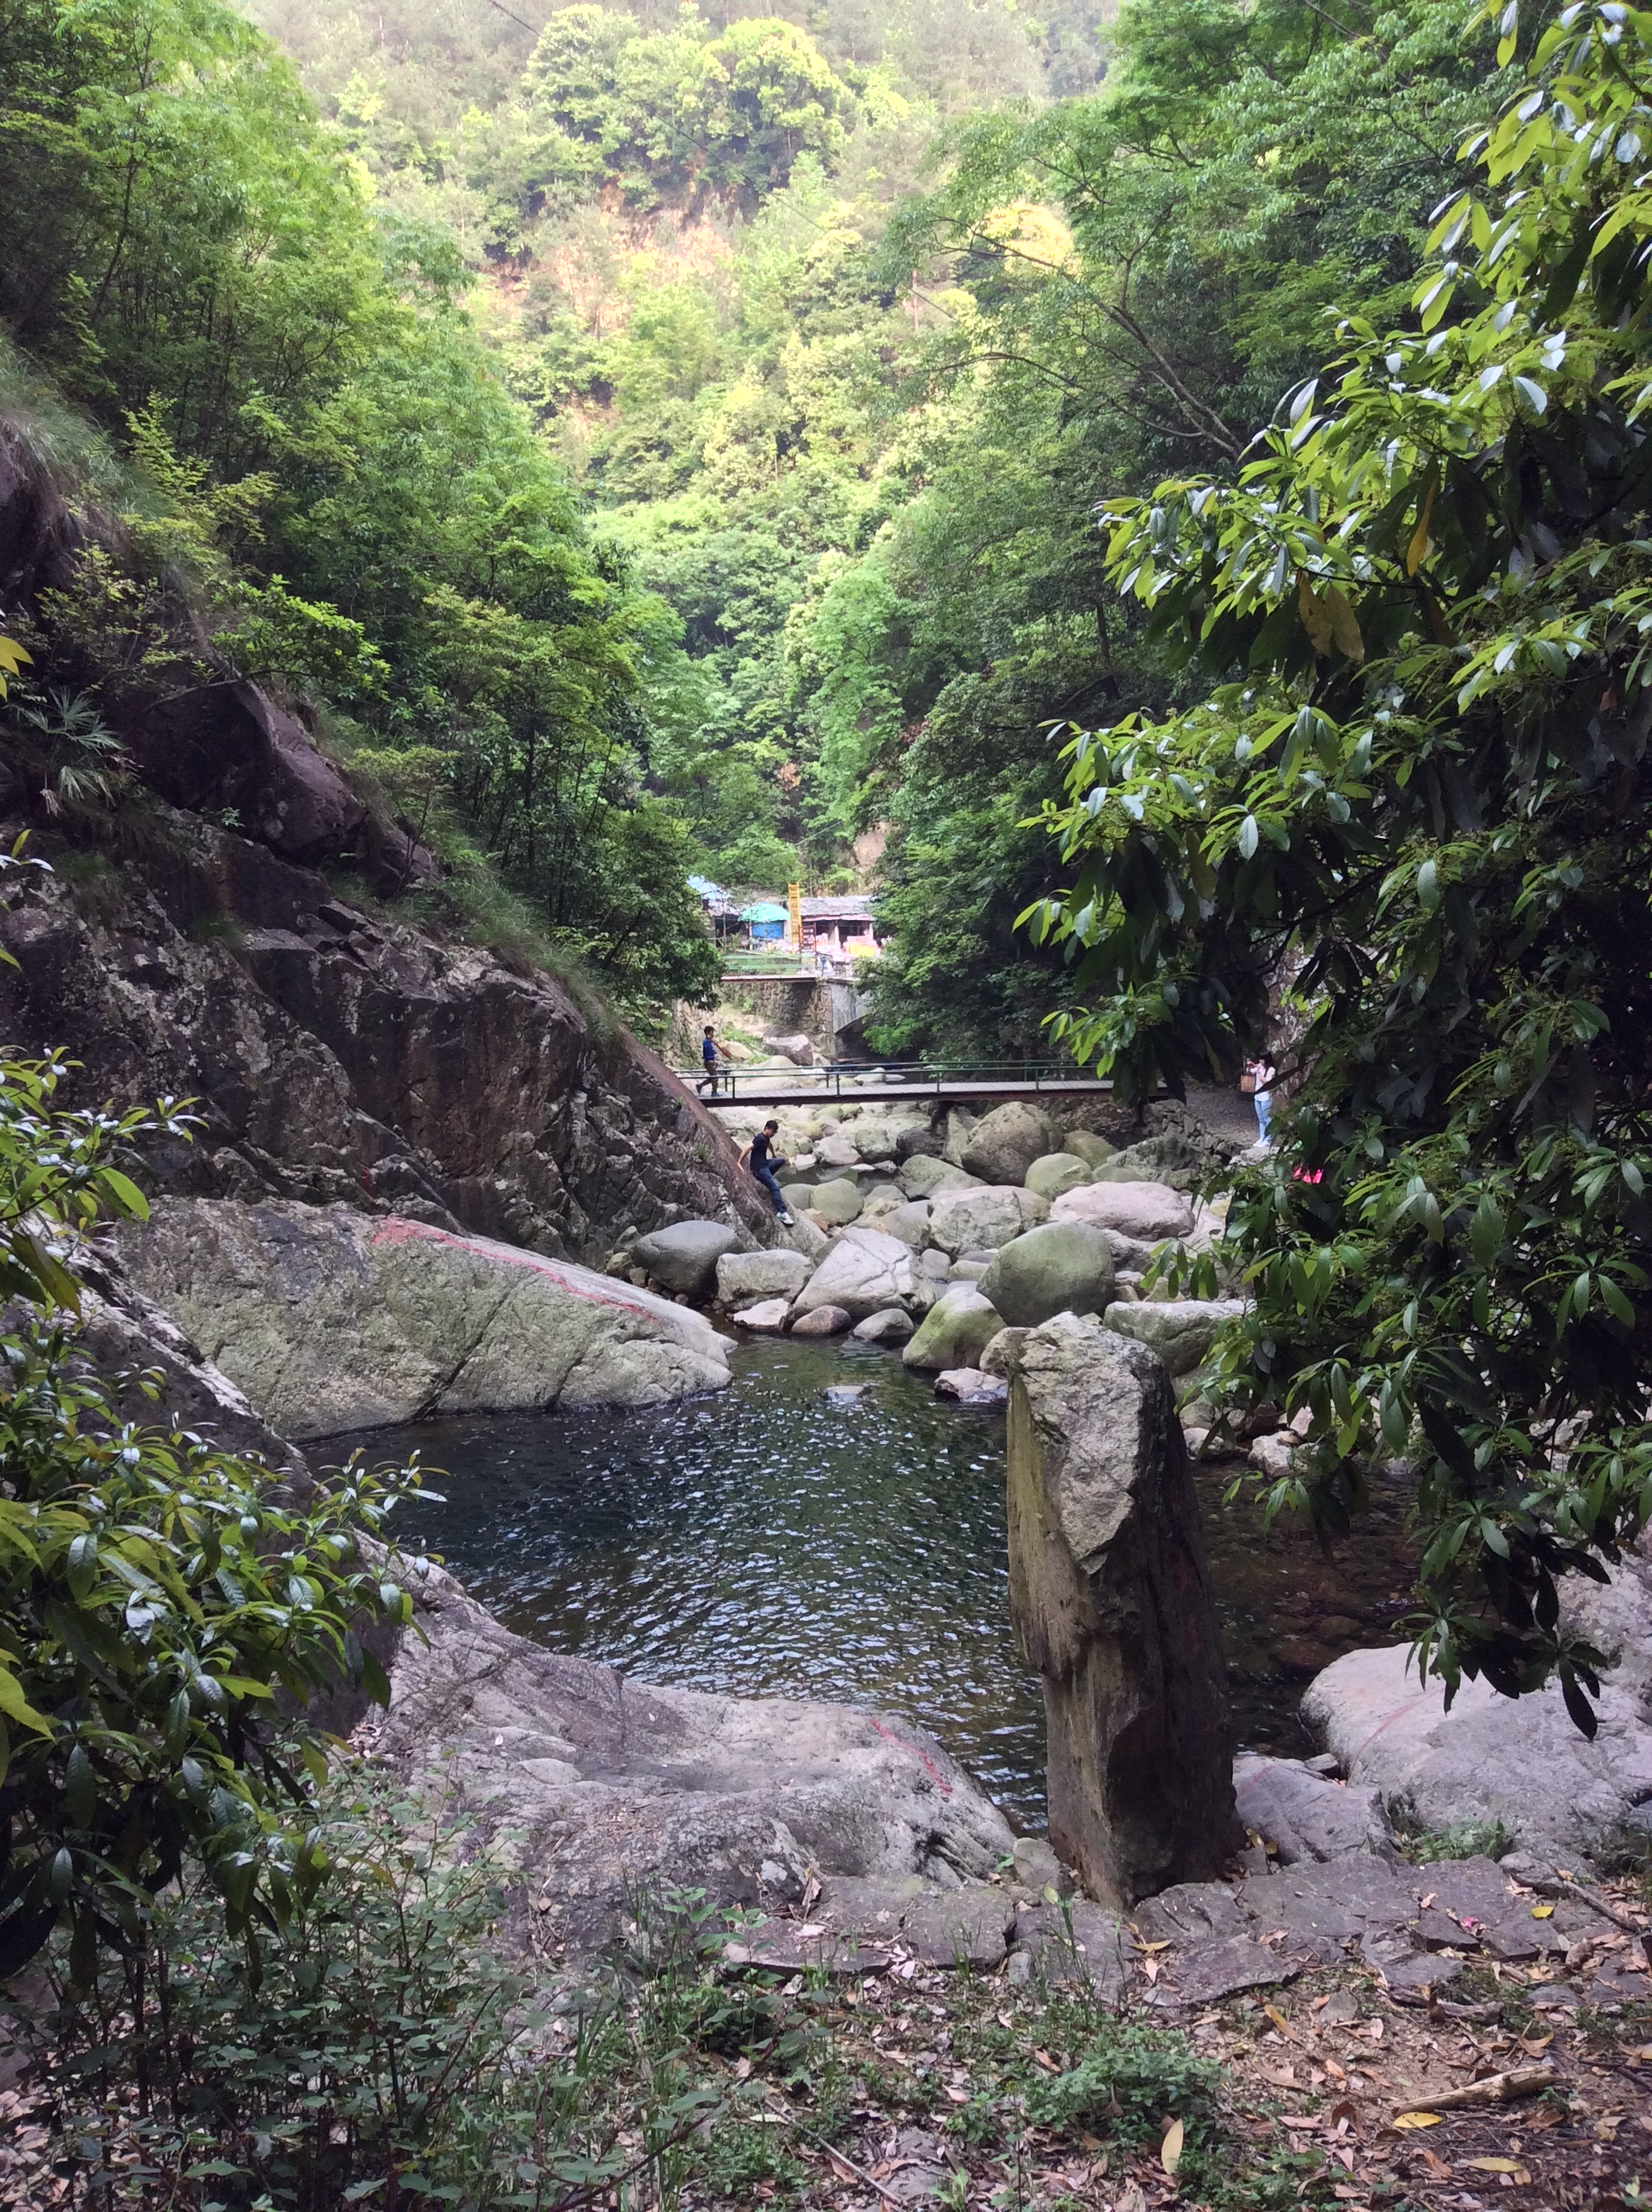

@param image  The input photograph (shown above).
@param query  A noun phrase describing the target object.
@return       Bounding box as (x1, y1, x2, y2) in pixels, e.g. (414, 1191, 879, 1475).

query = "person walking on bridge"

(696, 1023, 732, 1097)
(739, 1120, 795, 1225)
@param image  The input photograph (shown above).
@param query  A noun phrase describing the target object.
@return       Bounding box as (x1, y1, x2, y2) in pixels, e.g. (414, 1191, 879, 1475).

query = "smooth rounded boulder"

(1050, 1181, 1195, 1243)
(631, 1220, 742, 1297)
(1063, 1130, 1115, 1168)
(978, 1220, 1116, 1329)
(1103, 1297, 1247, 1377)
(1024, 1151, 1091, 1202)
(716, 1248, 811, 1304)
(880, 1200, 932, 1249)
(811, 1177, 864, 1225)
(792, 1304, 852, 1336)
(960, 1100, 1056, 1185)
(902, 1284, 1005, 1371)
(816, 1132, 863, 1169)
(852, 1307, 915, 1346)
(928, 1183, 1049, 1257)
(898, 1155, 981, 1202)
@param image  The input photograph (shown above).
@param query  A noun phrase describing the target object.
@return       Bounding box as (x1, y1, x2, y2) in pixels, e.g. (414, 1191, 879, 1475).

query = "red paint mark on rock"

(366, 1215, 668, 1326)
(869, 1717, 953, 1797)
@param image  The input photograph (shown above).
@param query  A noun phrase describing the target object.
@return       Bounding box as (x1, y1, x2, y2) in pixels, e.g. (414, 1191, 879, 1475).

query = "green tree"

(1028, 0, 1652, 1720)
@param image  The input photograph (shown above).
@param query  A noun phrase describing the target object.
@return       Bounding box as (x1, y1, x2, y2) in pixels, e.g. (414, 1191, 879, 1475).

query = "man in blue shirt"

(696, 1023, 731, 1096)
(739, 1120, 795, 1225)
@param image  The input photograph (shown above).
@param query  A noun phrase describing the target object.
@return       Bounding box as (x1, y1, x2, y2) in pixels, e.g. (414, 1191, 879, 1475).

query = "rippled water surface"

(363, 1338, 1416, 1833)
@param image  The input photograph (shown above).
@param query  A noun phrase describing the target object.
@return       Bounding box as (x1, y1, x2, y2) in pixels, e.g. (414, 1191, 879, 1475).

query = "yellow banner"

(787, 880, 802, 950)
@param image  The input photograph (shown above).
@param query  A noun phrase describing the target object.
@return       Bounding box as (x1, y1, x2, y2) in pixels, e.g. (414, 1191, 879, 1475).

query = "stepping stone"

(1148, 1935, 1299, 2008)
(1254, 1855, 1416, 1965)
(901, 1888, 1015, 1968)
(1133, 1879, 1251, 1946)
(1012, 1901, 1131, 2004)
(1410, 1856, 1594, 1958)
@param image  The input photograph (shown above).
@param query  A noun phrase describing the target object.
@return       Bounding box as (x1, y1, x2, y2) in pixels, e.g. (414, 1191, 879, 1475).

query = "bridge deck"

(682, 1075, 1114, 1108)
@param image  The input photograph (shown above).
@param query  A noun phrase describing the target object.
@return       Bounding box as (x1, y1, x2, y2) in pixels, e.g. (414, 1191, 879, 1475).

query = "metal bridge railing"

(673, 1058, 1106, 1100)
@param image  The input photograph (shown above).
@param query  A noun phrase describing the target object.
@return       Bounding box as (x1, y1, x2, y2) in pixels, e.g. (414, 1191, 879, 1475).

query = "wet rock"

(897, 1155, 982, 1202)
(791, 1304, 852, 1336)
(1103, 1297, 1246, 1379)
(1024, 1151, 1091, 1202)
(979, 1221, 1116, 1329)
(980, 1326, 1029, 1379)
(934, 1366, 1009, 1406)
(1233, 1754, 1400, 1865)
(120, 1196, 732, 1438)
(631, 1220, 743, 1297)
(792, 1225, 916, 1320)
(1007, 1313, 1239, 1906)
(852, 1306, 915, 1346)
(716, 1248, 811, 1304)
(1301, 1552, 1652, 1857)
(1050, 1181, 1195, 1243)
(928, 1184, 1049, 1256)
(373, 1559, 1015, 1955)
(811, 1177, 864, 1225)
(733, 1298, 792, 1334)
(902, 1286, 1005, 1372)
(961, 1101, 1057, 1185)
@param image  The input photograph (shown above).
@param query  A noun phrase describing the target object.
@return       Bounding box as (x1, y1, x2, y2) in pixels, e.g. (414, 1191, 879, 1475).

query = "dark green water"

(353, 1338, 1416, 1835)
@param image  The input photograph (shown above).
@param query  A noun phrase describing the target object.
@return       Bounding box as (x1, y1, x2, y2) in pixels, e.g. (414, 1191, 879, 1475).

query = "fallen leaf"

(1527, 2106, 1566, 2131)
(1161, 2118, 1185, 2175)
(1137, 1938, 1172, 1952)
(1144, 1956, 1161, 1982)
(1519, 2034, 1554, 2056)
(1334, 2146, 1356, 2174)
(1419, 1894, 1435, 1911)
(1366, 2019, 1384, 2042)
(1265, 2005, 1294, 2040)
(1532, 1904, 1555, 1919)
(997, 2011, 1014, 2030)
(1466, 2158, 1523, 2174)
(825, 2149, 860, 2186)
(1312, 1994, 1331, 2011)
(945, 2087, 971, 2104)
(1325, 2059, 1348, 2083)
(1419, 2148, 1452, 2178)
(1032, 2048, 1060, 2074)
(1392, 2112, 1444, 2131)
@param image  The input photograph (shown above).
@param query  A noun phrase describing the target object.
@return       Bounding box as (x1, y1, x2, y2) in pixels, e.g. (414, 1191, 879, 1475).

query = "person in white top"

(1243, 1058, 1276, 1144)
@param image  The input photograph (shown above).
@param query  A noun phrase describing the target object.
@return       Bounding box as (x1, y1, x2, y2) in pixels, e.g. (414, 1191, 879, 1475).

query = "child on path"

(739, 1120, 795, 1224)
(696, 1023, 732, 1096)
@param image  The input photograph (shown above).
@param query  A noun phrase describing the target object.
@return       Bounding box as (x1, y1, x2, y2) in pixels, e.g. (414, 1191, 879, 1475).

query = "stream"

(355, 1338, 1418, 1834)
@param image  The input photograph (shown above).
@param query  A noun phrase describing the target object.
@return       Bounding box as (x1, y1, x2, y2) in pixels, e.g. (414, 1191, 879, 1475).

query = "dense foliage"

(0, 995, 417, 1978)
(1029, 0, 1652, 1715)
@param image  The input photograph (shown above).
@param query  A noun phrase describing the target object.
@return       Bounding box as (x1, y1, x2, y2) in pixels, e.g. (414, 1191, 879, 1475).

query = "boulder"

(1007, 1313, 1240, 1905)
(374, 1557, 1016, 1954)
(897, 1155, 981, 1202)
(792, 1225, 917, 1320)
(939, 1106, 980, 1166)
(858, 1186, 906, 1224)
(1089, 1134, 1209, 1191)
(716, 1248, 811, 1303)
(119, 1197, 732, 1439)
(901, 1285, 1004, 1372)
(1102, 1297, 1246, 1379)
(1232, 1754, 1399, 1864)
(1025, 1151, 1091, 1202)
(961, 1100, 1056, 1185)
(979, 1326, 1029, 1379)
(811, 1177, 864, 1225)
(880, 1200, 932, 1249)
(1063, 1131, 1116, 1169)
(894, 1124, 944, 1164)
(791, 1304, 852, 1336)
(852, 1307, 915, 1346)
(765, 1033, 815, 1066)
(928, 1183, 1049, 1256)
(733, 1297, 792, 1334)
(1050, 1181, 1195, 1243)
(979, 1222, 1116, 1330)
(1301, 1540, 1652, 1859)
(815, 1132, 863, 1169)
(632, 1219, 743, 1297)
(778, 1212, 830, 1265)
(935, 1366, 1009, 1406)
(853, 1122, 899, 1164)
(778, 1181, 815, 1211)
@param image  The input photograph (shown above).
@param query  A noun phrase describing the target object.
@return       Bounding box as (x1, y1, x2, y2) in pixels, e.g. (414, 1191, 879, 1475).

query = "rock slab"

(1005, 1313, 1240, 1906)
(120, 1196, 732, 1438)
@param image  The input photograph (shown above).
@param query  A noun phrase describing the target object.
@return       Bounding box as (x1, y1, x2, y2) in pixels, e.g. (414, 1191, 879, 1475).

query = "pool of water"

(345, 1338, 1416, 1834)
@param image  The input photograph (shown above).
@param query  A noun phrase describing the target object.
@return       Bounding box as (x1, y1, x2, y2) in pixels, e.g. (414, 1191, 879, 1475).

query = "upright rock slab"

(120, 1196, 732, 1437)
(1005, 1313, 1239, 1905)
(791, 1225, 916, 1319)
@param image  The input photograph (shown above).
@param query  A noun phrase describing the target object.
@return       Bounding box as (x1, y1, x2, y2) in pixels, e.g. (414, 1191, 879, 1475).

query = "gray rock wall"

(1005, 1313, 1240, 1906)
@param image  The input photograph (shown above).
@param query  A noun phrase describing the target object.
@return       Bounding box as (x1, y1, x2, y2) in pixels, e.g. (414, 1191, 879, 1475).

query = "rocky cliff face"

(0, 421, 770, 1260)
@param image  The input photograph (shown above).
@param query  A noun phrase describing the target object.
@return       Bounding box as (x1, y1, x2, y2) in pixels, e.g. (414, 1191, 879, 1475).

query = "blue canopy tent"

(739, 899, 788, 943)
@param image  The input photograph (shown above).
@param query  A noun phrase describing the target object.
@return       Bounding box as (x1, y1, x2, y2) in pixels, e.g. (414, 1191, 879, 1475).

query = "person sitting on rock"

(696, 1023, 732, 1096)
(739, 1120, 795, 1225)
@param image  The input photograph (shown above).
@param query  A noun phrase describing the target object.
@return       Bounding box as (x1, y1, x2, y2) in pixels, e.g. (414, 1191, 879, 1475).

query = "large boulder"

(374, 1557, 1016, 1954)
(894, 1124, 944, 1164)
(1103, 1297, 1247, 1378)
(716, 1248, 811, 1304)
(1302, 1539, 1652, 1860)
(631, 1219, 742, 1297)
(928, 1183, 1049, 1256)
(898, 1155, 982, 1201)
(1089, 1135, 1210, 1192)
(816, 1132, 863, 1169)
(961, 1101, 1056, 1185)
(1050, 1181, 1195, 1243)
(881, 1200, 932, 1249)
(1005, 1313, 1240, 1905)
(852, 1122, 899, 1163)
(978, 1221, 1116, 1330)
(1063, 1131, 1116, 1169)
(765, 1032, 815, 1066)
(1025, 1151, 1091, 1202)
(119, 1197, 732, 1439)
(811, 1177, 864, 1225)
(901, 1285, 1005, 1371)
(852, 1307, 915, 1347)
(792, 1225, 917, 1320)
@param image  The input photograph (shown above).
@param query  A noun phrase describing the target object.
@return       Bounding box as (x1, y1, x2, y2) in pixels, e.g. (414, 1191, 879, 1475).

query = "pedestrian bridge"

(672, 1060, 1113, 1109)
